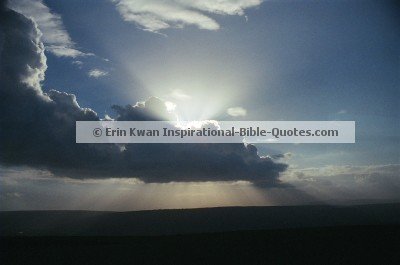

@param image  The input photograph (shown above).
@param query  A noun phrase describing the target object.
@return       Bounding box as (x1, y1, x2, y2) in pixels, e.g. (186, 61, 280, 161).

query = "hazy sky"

(0, 0, 399, 210)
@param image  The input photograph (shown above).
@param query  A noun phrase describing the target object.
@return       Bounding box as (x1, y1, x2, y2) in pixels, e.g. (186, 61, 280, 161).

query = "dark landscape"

(1, 204, 400, 264)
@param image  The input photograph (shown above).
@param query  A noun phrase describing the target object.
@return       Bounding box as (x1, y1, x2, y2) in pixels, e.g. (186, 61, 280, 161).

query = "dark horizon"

(1, 203, 399, 236)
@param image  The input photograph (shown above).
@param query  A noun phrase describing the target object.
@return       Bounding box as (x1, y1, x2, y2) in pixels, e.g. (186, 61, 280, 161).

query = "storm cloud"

(0, 3, 287, 185)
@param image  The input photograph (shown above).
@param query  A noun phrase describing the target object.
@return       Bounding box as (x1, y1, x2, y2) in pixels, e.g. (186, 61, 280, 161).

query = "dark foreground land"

(2, 226, 400, 265)
(1, 204, 400, 264)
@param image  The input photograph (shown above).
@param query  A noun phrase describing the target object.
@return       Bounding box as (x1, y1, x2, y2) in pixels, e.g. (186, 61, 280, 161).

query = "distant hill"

(1, 204, 400, 236)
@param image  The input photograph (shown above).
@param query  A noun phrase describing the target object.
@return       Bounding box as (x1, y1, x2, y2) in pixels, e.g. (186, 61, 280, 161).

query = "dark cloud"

(0, 5, 287, 185)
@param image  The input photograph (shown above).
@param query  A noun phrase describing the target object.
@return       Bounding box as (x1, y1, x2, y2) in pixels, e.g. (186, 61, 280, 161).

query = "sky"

(0, 0, 399, 210)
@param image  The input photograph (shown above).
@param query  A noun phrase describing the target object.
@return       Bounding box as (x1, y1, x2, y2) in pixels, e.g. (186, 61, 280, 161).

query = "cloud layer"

(113, 0, 262, 32)
(8, 0, 89, 57)
(282, 164, 400, 202)
(0, 4, 286, 185)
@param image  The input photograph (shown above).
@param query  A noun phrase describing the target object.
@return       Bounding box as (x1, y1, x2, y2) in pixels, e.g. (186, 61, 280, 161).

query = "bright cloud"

(227, 107, 247, 117)
(8, 0, 90, 57)
(112, 0, 263, 32)
(88, 69, 109, 78)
